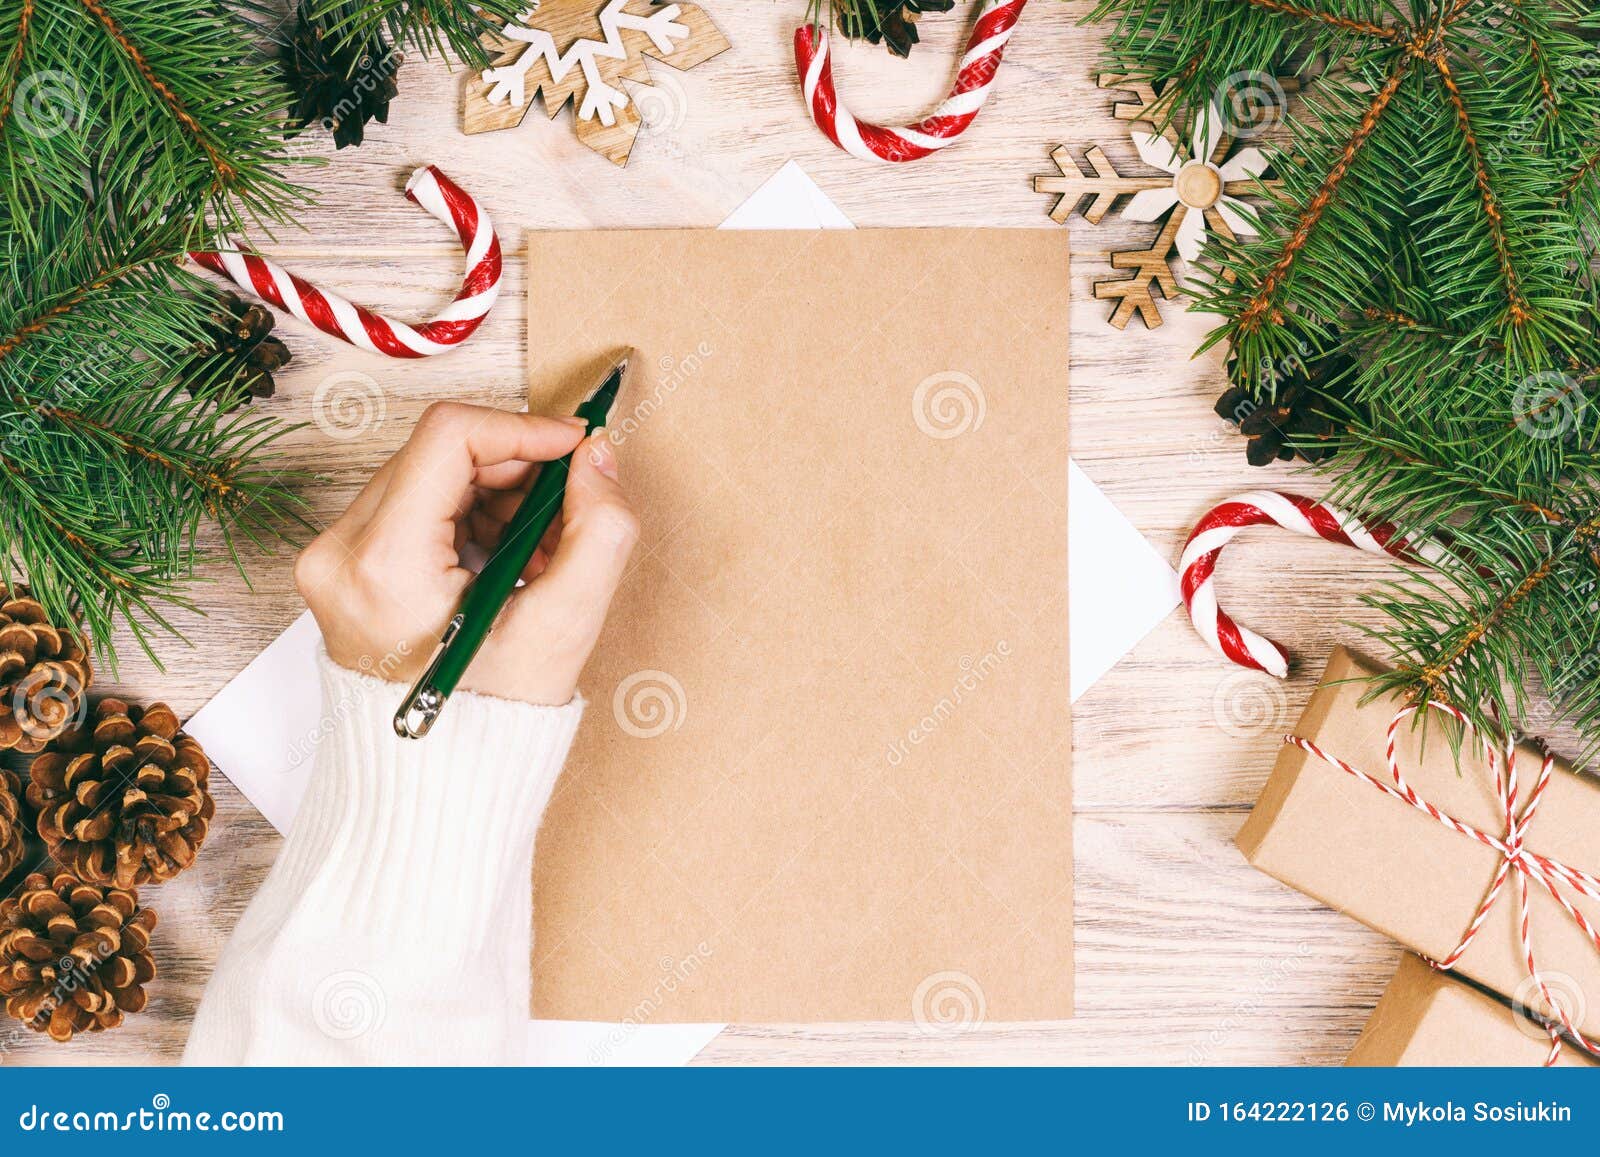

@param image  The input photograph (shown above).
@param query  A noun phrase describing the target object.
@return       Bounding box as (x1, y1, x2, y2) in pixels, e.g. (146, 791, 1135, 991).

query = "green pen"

(394, 351, 633, 739)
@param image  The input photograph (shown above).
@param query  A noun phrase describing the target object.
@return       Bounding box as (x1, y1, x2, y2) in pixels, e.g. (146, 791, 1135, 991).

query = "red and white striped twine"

(794, 0, 1026, 163)
(1179, 492, 1445, 678)
(1289, 703, 1600, 1065)
(189, 166, 501, 358)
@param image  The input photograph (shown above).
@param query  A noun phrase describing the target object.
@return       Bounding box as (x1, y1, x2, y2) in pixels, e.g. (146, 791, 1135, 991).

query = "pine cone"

(0, 585, 92, 754)
(841, 0, 955, 57)
(0, 871, 156, 1041)
(27, 700, 214, 889)
(192, 292, 292, 406)
(282, 1, 401, 149)
(1218, 343, 1353, 467)
(0, 768, 25, 884)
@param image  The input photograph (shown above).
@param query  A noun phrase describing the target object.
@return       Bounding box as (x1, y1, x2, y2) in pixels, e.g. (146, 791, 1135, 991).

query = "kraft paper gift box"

(1347, 953, 1597, 1067)
(1237, 646, 1600, 1043)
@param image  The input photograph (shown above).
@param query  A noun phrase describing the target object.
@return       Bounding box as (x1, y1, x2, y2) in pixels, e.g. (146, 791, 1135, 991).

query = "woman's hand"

(294, 401, 638, 706)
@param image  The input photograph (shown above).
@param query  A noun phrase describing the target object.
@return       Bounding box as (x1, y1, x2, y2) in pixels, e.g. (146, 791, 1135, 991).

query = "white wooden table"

(3, 1, 1422, 1066)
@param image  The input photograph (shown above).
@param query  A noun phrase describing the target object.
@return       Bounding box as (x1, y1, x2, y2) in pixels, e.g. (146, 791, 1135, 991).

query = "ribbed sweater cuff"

(268, 649, 586, 940)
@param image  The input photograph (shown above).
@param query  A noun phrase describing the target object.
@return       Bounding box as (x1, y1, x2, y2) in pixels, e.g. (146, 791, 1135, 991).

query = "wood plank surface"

(2, 0, 1435, 1065)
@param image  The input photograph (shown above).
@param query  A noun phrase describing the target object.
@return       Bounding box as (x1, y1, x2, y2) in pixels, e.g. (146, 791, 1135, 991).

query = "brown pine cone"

(0, 870, 156, 1041)
(840, 0, 956, 57)
(1219, 342, 1353, 467)
(283, 0, 401, 148)
(0, 768, 25, 883)
(0, 586, 92, 753)
(191, 292, 292, 406)
(27, 700, 214, 889)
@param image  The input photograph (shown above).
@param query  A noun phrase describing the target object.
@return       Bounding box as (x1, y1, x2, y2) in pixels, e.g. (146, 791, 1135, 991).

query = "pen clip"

(393, 613, 464, 740)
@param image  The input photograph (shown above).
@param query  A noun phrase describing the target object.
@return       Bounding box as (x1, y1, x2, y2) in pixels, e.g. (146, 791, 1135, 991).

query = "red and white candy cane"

(1179, 491, 1445, 678)
(1290, 701, 1600, 1063)
(189, 166, 501, 358)
(794, 0, 1026, 163)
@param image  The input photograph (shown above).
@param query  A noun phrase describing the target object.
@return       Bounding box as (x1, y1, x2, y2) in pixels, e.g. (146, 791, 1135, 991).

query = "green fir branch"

(306, 0, 523, 69)
(0, 0, 312, 669)
(1098, 0, 1600, 751)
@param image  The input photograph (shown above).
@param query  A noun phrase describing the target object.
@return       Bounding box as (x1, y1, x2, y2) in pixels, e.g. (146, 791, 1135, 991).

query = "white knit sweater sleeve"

(182, 648, 583, 1066)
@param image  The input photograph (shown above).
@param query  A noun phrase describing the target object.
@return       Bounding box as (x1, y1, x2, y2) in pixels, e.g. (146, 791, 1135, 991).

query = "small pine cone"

(0, 768, 25, 883)
(0, 585, 93, 753)
(192, 291, 293, 406)
(1219, 342, 1352, 467)
(283, 1, 401, 149)
(0, 871, 156, 1041)
(27, 700, 214, 889)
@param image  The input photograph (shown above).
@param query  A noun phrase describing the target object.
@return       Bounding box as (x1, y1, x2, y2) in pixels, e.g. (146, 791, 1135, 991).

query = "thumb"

(509, 431, 638, 636)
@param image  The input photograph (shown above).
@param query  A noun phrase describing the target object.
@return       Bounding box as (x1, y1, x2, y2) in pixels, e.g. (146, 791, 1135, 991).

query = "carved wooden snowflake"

(462, 0, 730, 167)
(1033, 75, 1281, 330)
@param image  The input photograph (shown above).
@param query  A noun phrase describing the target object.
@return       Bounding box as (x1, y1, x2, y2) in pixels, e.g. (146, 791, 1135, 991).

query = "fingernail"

(558, 415, 588, 428)
(588, 430, 617, 478)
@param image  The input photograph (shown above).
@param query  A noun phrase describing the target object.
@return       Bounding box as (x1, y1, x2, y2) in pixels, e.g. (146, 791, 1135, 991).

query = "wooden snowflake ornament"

(1034, 75, 1276, 330)
(463, 0, 730, 166)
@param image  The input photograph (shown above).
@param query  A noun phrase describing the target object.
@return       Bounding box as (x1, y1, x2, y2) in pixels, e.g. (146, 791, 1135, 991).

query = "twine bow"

(1287, 701, 1600, 1065)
